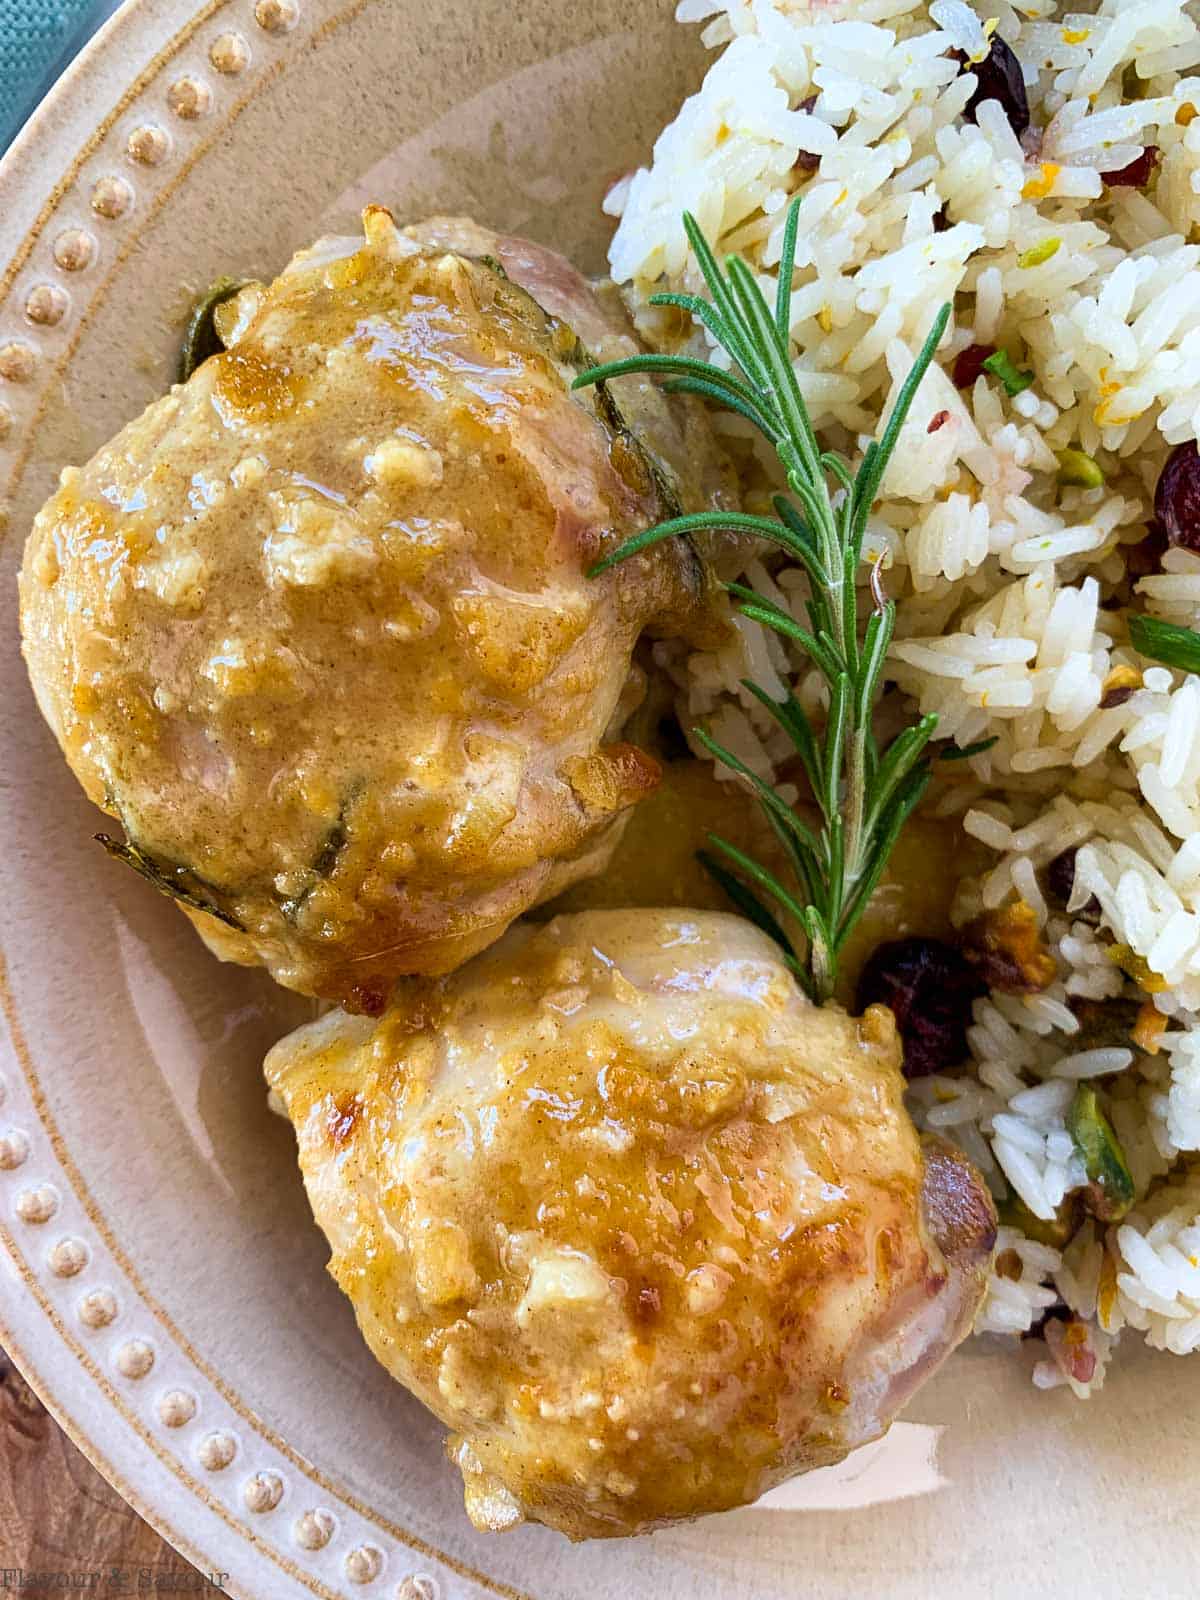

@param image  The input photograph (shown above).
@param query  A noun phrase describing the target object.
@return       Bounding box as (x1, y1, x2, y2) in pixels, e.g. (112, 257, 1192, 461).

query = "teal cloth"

(1, 0, 116, 150)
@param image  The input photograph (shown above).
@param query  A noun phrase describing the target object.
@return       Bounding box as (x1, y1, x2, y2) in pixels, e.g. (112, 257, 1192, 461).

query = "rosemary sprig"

(1128, 612, 1200, 675)
(575, 198, 950, 1003)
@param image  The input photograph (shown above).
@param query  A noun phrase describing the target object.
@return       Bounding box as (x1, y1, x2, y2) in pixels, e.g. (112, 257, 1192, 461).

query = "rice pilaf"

(609, 0, 1200, 1394)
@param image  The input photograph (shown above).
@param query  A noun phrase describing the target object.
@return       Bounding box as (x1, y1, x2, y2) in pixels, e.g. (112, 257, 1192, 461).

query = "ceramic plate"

(0, 2, 1195, 1596)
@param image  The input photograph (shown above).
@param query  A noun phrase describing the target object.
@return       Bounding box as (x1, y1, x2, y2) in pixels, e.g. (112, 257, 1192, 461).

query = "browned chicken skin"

(265, 908, 996, 1539)
(19, 208, 735, 1010)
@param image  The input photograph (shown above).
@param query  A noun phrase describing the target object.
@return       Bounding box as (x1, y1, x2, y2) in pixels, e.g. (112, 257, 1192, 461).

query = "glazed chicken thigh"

(265, 908, 996, 1539)
(19, 207, 733, 1010)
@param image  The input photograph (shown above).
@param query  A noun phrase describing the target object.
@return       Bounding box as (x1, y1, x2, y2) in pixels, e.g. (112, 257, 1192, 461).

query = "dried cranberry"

(1154, 442, 1200, 552)
(795, 93, 822, 173)
(856, 937, 983, 1078)
(1044, 848, 1078, 906)
(1126, 518, 1169, 579)
(955, 36, 1030, 139)
(952, 342, 996, 388)
(1102, 145, 1159, 188)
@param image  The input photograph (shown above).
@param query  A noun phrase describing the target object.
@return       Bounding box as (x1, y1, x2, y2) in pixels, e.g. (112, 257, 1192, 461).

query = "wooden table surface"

(0, 1345, 206, 1589)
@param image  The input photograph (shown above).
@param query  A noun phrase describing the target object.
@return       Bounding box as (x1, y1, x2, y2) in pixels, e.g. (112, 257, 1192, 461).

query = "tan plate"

(0, 2, 1195, 1596)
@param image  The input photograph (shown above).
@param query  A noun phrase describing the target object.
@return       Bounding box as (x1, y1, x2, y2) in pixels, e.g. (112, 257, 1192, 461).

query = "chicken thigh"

(19, 207, 734, 1010)
(265, 908, 996, 1539)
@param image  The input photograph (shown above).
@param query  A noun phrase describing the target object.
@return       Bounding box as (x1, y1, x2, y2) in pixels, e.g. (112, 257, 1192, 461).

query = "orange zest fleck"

(1132, 1000, 1168, 1054)
(1107, 943, 1169, 994)
(1101, 663, 1142, 704)
(963, 898, 1058, 994)
(1022, 162, 1061, 200)
(1093, 380, 1124, 426)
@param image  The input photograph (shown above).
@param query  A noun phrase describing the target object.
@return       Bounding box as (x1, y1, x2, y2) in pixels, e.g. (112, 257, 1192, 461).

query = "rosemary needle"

(575, 197, 951, 1004)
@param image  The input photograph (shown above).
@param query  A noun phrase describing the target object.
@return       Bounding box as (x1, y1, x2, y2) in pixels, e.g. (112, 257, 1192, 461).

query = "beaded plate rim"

(4, 4, 1200, 1597)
